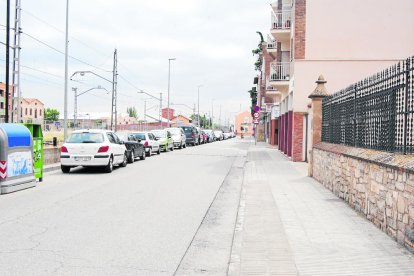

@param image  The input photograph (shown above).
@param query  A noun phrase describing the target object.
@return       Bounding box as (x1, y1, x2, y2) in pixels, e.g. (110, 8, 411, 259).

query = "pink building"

(259, 0, 414, 161)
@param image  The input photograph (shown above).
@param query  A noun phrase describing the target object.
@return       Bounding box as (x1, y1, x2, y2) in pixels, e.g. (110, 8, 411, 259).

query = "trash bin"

(23, 123, 44, 182)
(0, 124, 37, 194)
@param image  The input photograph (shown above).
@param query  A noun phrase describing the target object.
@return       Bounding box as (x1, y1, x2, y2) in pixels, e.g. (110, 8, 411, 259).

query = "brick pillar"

(292, 112, 304, 161)
(308, 75, 329, 176)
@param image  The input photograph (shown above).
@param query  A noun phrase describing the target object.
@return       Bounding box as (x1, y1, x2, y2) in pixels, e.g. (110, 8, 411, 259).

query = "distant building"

(235, 111, 253, 137)
(20, 98, 45, 125)
(0, 82, 12, 122)
(171, 115, 191, 127)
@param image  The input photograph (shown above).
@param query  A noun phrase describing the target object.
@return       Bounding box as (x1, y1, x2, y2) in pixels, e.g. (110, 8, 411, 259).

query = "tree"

(127, 106, 138, 118)
(44, 108, 60, 122)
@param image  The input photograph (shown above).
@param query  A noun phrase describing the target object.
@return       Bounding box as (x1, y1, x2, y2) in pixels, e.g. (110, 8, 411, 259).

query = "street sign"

(253, 118, 259, 124)
(254, 105, 260, 112)
(253, 112, 260, 119)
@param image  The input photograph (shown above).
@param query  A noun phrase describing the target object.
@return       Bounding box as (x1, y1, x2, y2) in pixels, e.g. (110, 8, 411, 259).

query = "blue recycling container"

(0, 124, 36, 194)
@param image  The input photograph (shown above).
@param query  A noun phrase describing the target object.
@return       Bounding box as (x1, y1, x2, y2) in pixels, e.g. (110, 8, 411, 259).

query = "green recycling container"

(23, 123, 43, 182)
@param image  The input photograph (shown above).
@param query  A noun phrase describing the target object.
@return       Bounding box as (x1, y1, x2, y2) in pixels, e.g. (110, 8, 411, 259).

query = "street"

(0, 139, 247, 275)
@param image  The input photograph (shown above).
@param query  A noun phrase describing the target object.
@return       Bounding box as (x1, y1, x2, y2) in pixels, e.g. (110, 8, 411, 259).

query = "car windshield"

(132, 133, 146, 140)
(181, 127, 193, 133)
(168, 129, 181, 135)
(67, 132, 104, 143)
(152, 130, 165, 138)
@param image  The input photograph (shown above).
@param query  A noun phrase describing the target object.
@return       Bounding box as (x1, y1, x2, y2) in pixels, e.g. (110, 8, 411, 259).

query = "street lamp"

(72, 86, 109, 130)
(197, 85, 203, 128)
(70, 70, 114, 130)
(137, 90, 163, 127)
(167, 58, 176, 127)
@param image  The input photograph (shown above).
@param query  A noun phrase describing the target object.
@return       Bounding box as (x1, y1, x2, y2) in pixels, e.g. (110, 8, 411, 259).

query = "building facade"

(0, 82, 12, 122)
(235, 111, 253, 137)
(20, 98, 44, 125)
(258, 0, 414, 161)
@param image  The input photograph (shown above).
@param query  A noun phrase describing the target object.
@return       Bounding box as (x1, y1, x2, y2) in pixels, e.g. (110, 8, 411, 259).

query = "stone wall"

(312, 142, 414, 251)
(44, 147, 60, 165)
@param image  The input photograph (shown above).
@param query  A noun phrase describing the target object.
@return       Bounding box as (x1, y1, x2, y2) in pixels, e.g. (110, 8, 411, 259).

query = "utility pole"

(72, 87, 77, 129)
(144, 100, 147, 131)
(167, 58, 175, 127)
(219, 105, 222, 127)
(111, 49, 118, 131)
(63, 0, 69, 140)
(197, 85, 202, 128)
(11, 0, 22, 123)
(5, 0, 10, 123)
(159, 92, 162, 128)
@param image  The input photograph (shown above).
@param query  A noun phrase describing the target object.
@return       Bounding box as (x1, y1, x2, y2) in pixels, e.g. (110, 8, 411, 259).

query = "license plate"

(74, 156, 91, 161)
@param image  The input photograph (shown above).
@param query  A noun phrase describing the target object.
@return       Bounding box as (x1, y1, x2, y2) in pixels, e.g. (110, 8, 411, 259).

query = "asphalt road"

(0, 138, 249, 276)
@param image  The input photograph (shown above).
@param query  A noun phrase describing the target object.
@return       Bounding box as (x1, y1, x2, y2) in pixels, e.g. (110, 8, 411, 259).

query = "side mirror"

(119, 140, 125, 145)
(138, 139, 142, 143)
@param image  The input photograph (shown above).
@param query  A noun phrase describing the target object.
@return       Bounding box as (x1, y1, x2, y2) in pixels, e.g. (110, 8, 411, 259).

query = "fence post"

(404, 59, 409, 154)
(308, 75, 329, 176)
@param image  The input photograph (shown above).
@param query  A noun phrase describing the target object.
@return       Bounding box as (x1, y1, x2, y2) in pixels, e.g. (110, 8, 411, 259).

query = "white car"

(166, 127, 187, 149)
(60, 129, 128, 173)
(213, 130, 224, 141)
(130, 131, 161, 156)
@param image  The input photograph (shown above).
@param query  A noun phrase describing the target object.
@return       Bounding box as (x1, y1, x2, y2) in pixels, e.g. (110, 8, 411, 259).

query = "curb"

(43, 164, 61, 173)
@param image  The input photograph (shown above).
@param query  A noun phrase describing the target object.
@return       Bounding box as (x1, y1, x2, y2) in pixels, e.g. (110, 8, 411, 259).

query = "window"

(35, 109, 37, 118)
(107, 133, 116, 143)
(25, 108, 27, 115)
(0, 89, 3, 97)
(30, 109, 32, 115)
(40, 109, 42, 116)
(0, 102, 4, 109)
(67, 133, 104, 143)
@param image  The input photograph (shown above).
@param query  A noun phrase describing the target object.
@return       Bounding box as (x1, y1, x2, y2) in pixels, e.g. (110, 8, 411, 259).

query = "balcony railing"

(270, 62, 290, 81)
(267, 35, 276, 50)
(271, 10, 292, 30)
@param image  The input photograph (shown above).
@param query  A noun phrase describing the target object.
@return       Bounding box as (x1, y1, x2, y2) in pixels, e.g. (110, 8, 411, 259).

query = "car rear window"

(181, 127, 193, 133)
(168, 128, 181, 135)
(67, 133, 104, 143)
(132, 133, 146, 140)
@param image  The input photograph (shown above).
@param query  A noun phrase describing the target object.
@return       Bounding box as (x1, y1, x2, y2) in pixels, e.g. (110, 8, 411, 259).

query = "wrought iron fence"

(322, 56, 414, 154)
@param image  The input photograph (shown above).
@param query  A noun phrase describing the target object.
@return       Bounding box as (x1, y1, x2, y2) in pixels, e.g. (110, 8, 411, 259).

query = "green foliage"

(44, 108, 60, 122)
(127, 106, 138, 118)
(190, 114, 211, 128)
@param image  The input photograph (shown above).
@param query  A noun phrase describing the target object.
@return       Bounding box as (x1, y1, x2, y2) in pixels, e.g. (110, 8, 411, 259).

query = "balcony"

(268, 62, 290, 91)
(267, 35, 277, 57)
(270, 9, 292, 42)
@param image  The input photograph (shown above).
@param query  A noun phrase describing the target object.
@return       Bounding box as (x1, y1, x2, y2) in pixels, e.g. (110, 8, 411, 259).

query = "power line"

(22, 32, 110, 73)
(21, 8, 111, 59)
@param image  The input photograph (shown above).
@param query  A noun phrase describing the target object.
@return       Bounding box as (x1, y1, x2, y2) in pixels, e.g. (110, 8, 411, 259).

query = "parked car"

(201, 130, 209, 143)
(196, 127, 205, 144)
(115, 132, 146, 163)
(166, 127, 187, 149)
(180, 125, 199, 146)
(213, 130, 224, 141)
(60, 129, 127, 173)
(223, 132, 231, 140)
(203, 129, 215, 142)
(151, 129, 174, 152)
(130, 131, 161, 156)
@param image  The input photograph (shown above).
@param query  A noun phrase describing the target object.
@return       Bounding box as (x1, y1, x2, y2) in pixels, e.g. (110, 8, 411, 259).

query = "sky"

(0, 0, 270, 124)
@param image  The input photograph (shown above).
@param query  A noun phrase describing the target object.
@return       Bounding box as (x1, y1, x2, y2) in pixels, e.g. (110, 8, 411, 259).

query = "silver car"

(166, 127, 187, 149)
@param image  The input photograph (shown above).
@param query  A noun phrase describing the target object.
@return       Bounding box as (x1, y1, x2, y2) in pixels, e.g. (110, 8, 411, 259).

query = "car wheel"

(146, 148, 152, 157)
(61, 165, 71, 173)
(183, 143, 186, 148)
(140, 150, 146, 160)
(157, 147, 161, 155)
(171, 145, 174, 151)
(105, 156, 114, 173)
(120, 153, 127, 167)
(128, 151, 135, 164)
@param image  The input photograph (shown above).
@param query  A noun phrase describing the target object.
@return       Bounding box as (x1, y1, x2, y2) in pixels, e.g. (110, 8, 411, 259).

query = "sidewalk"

(229, 143, 414, 276)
